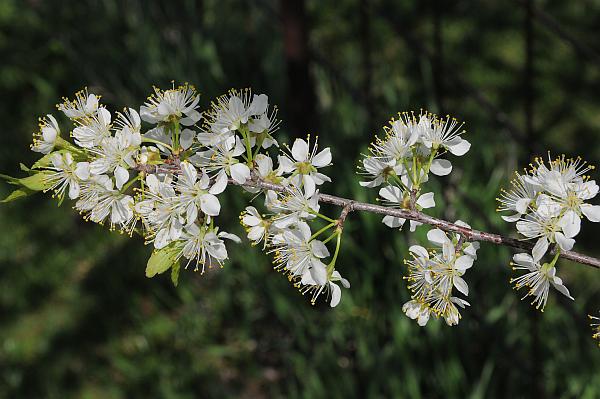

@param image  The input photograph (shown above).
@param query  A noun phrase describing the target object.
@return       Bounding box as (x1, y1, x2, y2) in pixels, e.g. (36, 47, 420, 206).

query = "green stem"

(172, 121, 181, 152)
(310, 211, 336, 223)
(141, 137, 175, 152)
(240, 126, 253, 164)
(120, 174, 140, 193)
(327, 231, 343, 275)
(309, 222, 336, 242)
(549, 248, 561, 267)
(322, 231, 338, 245)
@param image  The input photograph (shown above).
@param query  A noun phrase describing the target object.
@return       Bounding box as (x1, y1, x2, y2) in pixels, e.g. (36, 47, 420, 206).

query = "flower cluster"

(358, 111, 477, 325)
(6, 84, 351, 305)
(239, 150, 352, 308)
(358, 111, 469, 230)
(498, 154, 600, 310)
(402, 224, 479, 326)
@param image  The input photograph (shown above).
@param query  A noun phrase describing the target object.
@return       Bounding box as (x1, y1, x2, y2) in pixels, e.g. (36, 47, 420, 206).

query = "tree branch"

(135, 164, 600, 269)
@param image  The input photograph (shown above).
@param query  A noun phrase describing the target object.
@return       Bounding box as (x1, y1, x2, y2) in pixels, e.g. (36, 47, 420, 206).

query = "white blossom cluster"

(358, 111, 479, 326)
(359, 111, 469, 231)
(238, 137, 351, 307)
(402, 224, 479, 326)
(498, 155, 600, 310)
(16, 85, 350, 304)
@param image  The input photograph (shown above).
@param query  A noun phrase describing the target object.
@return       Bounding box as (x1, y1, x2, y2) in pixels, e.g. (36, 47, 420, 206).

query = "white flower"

(75, 173, 135, 231)
(516, 211, 575, 253)
(420, 114, 470, 156)
(370, 116, 420, 161)
(140, 83, 201, 126)
(202, 89, 268, 136)
(497, 172, 540, 222)
(271, 221, 329, 283)
(45, 152, 90, 200)
(402, 229, 475, 326)
(190, 135, 250, 185)
(269, 185, 320, 228)
(248, 104, 280, 149)
(378, 185, 435, 231)
(402, 300, 431, 326)
(510, 250, 573, 311)
(240, 206, 270, 248)
(58, 89, 99, 120)
(278, 137, 332, 197)
(89, 124, 141, 190)
(175, 161, 226, 224)
(72, 107, 112, 149)
(358, 157, 404, 188)
(299, 270, 350, 307)
(136, 174, 185, 249)
(177, 223, 240, 273)
(32, 114, 60, 154)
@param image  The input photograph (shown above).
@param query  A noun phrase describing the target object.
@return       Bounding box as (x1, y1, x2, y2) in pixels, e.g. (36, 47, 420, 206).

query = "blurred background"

(1, 0, 599, 397)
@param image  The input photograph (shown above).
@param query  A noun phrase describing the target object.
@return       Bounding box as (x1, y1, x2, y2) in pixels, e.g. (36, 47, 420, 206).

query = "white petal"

(532, 237, 549, 262)
(68, 181, 80, 199)
(330, 283, 342, 307)
(210, 171, 228, 194)
(378, 185, 402, 203)
(291, 139, 309, 162)
(409, 245, 429, 259)
(219, 232, 242, 243)
(430, 159, 452, 176)
(311, 240, 330, 258)
(559, 210, 580, 238)
(382, 215, 405, 228)
(447, 138, 471, 156)
(427, 228, 448, 246)
(552, 281, 574, 300)
(75, 162, 90, 180)
(179, 129, 196, 149)
(302, 175, 316, 198)
(312, 148, 332, 168)
(416, 192, 435, 209)
(200, 193, 221, 216)
(581, 204, 600, 222)
(454, 255, 473, 271)
(310, 262, 327, 285)
(453, 276, 469, 296)
(554, 232, 575, 251)
(230, 163, 250, 184)
(114, 166, 130, 190)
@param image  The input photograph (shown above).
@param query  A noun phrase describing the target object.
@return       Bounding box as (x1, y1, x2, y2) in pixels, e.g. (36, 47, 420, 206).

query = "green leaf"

(146, 243, 181, 278)
(171, 262, 180, 287)
(18, 172, 53, 191)
(0, 173, 20, 185)
(19, 163, 30, 172)
(1, 187, 35, 203)
(32, 152, 58, 169)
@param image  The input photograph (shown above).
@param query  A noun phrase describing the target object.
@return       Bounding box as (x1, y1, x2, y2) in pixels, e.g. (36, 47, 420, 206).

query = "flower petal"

(291, 139, 309, 162)
(430, 159, 452, 176)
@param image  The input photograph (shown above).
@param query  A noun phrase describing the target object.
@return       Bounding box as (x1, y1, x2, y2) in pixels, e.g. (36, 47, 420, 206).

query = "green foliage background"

(0, 0, 599, 397)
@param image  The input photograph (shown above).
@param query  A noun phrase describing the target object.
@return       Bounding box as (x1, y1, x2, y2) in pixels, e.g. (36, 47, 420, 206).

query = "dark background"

(0, 0, 599, 397)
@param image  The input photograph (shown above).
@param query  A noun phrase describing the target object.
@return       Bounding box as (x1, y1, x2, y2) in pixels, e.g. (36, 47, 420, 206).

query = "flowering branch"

(230, 176, 600, 269)
(135, 163, 600, 269)
(2, 84, 599, 339)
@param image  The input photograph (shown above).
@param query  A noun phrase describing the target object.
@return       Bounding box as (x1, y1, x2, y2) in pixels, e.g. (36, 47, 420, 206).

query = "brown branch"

(134, 164, 600, 269)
